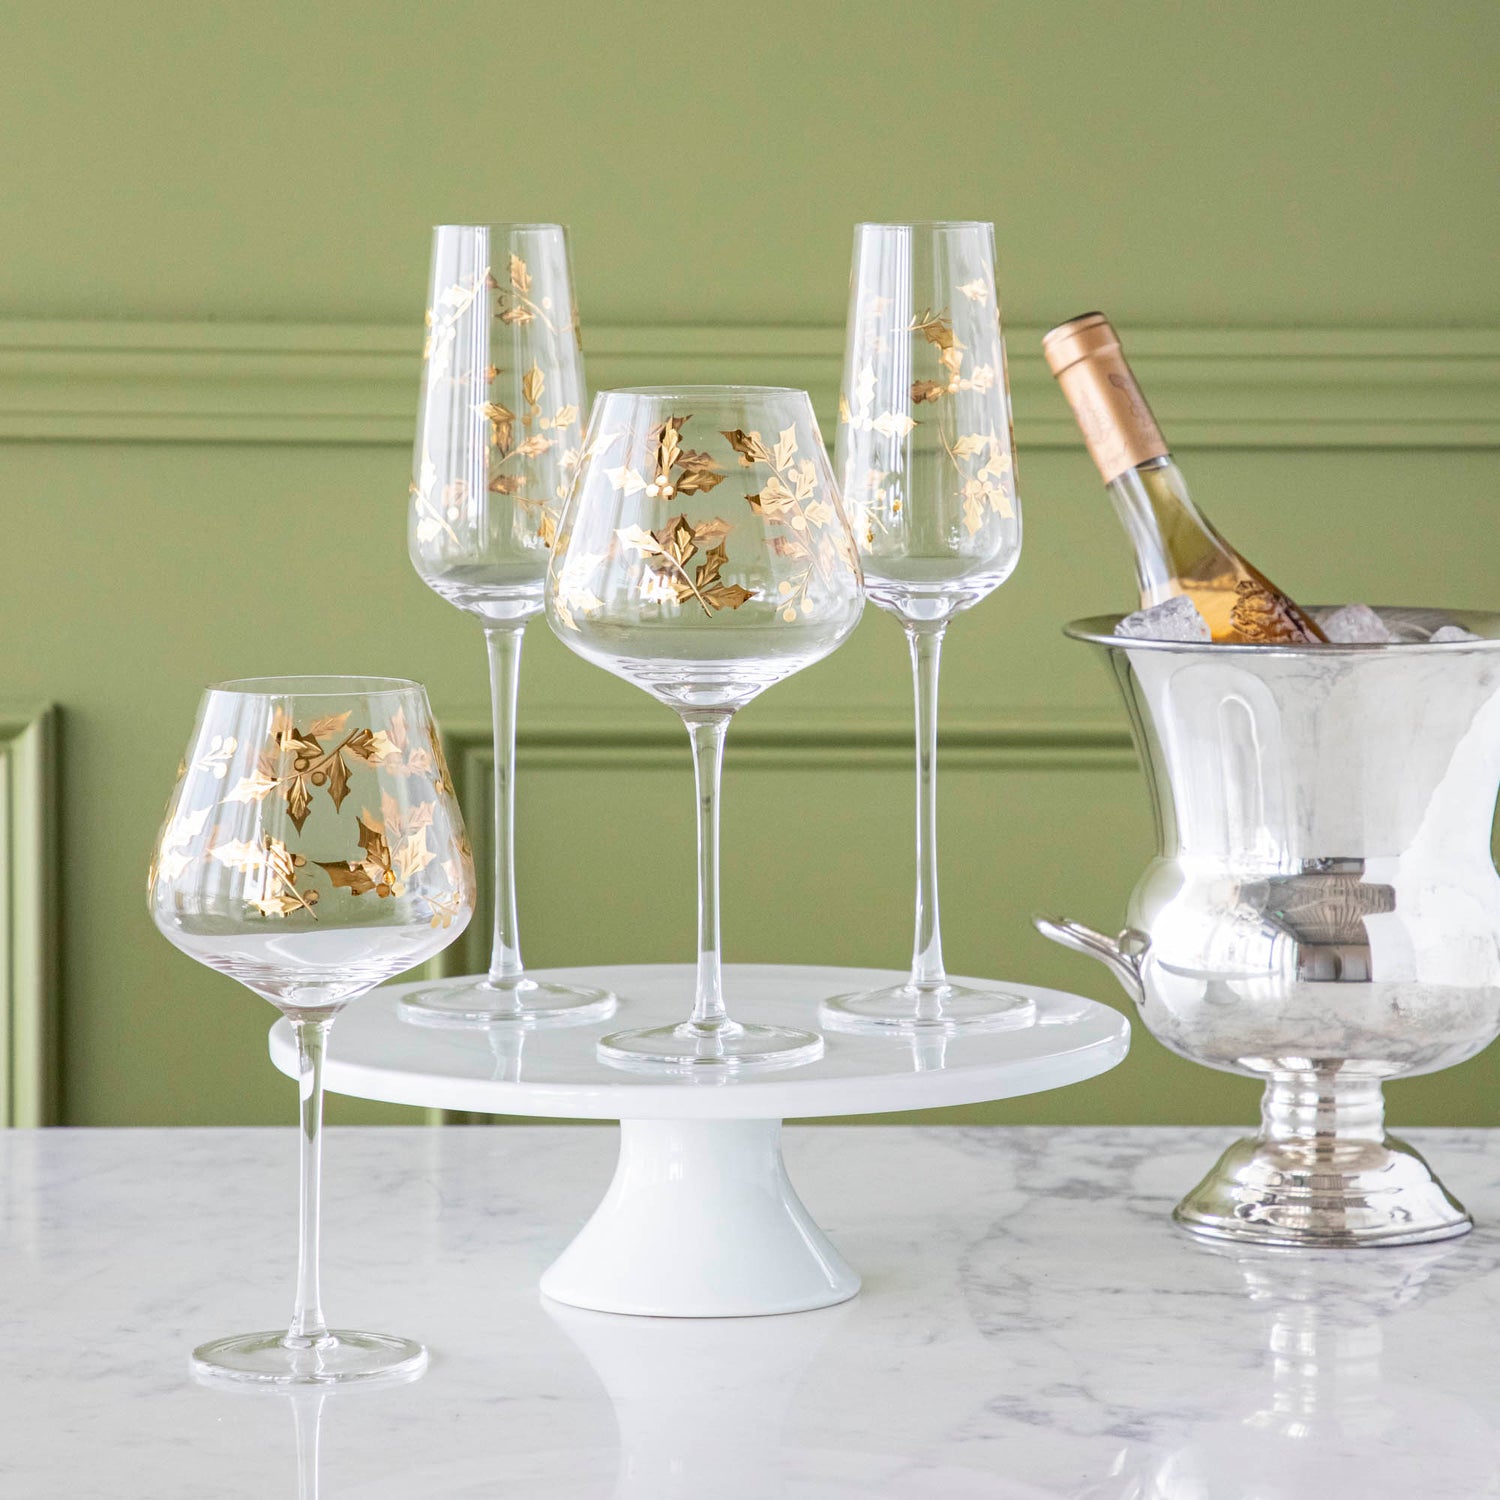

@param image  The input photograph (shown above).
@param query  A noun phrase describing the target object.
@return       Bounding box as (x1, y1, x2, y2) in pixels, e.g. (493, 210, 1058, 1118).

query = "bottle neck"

(1105, 454, 1241, 604)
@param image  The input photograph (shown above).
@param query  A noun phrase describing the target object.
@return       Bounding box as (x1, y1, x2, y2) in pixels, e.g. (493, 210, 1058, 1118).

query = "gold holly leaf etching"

(733, 420, 857, 614)
(910, 308, 960, 352)
(945, 429, 1016, 532)
(316, 794, 442, 901)
(492, 254, 567, 335)
(423, 271, 487, 374)
(239, 714, 410, 834)
(424, 868, 466, 929)
(481, 402, 516, 454)
(192, 735, 238, 780)
(616, 511, 754, 617)
(722, 428, 774, 466)
(522, 363, 545, 409)
(479, 346, 578, 547)
(638, 416, 726, 499)
(840, 359, 917, 437)
(154, 805, 211, 884)
(411, 450, 462, 546)
(211, 834, 318, 918)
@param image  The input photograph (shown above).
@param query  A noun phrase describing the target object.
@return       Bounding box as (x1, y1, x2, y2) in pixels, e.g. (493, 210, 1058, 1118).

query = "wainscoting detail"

(0, 705, 59, 1126)
(2, 321, 1496, 448)
(436, 705, 1137, 980)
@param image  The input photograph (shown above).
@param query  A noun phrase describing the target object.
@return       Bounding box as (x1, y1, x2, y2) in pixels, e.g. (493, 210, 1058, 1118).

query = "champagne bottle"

(1042, 312, 1326, 644)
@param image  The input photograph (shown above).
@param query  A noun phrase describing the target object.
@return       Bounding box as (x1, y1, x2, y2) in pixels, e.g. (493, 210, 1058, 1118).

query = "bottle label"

(1056, 356, 1169, 483)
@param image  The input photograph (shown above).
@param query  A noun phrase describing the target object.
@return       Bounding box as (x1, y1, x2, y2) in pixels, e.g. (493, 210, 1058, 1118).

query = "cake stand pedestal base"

(540, 1118, 858, 1317)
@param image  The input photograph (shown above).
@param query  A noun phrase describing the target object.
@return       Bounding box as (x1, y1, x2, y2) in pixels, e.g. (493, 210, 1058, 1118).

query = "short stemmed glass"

(149, 677, 476, 1384)
(404, 223, 615, 1029)
(821, 222, 1035, 1036)
(546, 388, 864, 1072)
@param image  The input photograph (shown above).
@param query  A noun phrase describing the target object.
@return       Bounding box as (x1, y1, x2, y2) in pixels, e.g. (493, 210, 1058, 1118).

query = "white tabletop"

(7, 1125, 1500, 1497)
(267, 964, 1129, 1119)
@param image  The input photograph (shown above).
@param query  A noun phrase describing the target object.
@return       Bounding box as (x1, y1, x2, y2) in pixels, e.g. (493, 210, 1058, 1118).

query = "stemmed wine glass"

(404, 223, 615, 1029)
(820, 222, 1035, 1036)
(149, 677, 476, 1383)
(546, 387, 864, 1072)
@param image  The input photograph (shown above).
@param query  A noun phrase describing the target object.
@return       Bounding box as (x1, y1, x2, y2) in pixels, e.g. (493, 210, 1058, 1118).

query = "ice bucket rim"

(1064, 607, 1500, 655)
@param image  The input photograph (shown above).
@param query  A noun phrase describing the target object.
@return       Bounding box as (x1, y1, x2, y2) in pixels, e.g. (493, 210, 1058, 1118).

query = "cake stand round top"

(268, 964, 1129, 1119)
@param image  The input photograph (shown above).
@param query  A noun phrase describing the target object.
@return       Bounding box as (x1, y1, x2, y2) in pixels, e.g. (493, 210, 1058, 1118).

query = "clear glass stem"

(292, 1392, 326, 1500)
(288, 1016, 331, 1346)
(685, 713, 732, 1031)
(907, 622, 948, 998)
(483, 622, 526, 987)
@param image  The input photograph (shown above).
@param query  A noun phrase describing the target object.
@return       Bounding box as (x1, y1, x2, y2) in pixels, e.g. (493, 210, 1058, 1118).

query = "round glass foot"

(398, 975, 617, 1030)
(597, 1019, 824, 1075)
(190, 1329, 428, 1388)
(819, 981, 1035, 1037)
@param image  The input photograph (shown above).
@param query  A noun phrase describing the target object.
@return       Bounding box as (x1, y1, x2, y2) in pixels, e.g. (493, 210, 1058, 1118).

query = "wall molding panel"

(435, 706, 1138, 983)
(0, 705, 60, 1127)
(2, 320, 1497, 448)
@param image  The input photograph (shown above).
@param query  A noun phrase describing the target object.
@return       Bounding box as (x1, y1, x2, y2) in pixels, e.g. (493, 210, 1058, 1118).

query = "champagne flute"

(546, 388, 864, 1072)
(149, 677, 476, 1384)
(821, 222, 1035, 1036)
(404, 223, 615, 1029)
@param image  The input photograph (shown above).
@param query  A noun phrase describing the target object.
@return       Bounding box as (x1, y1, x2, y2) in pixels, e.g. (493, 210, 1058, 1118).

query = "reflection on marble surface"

(3, 1126, 1499, 1497)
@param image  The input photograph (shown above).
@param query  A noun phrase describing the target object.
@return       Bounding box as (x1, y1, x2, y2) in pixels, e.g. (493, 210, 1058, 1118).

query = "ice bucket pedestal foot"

(1173, 1075, 1472, 1248)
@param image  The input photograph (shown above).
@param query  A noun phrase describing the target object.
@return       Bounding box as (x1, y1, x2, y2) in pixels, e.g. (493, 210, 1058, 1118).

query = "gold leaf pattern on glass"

(224, 711, 407, 835)
(411, 450, 462, 546)
(946, 428, 1016, 534)
(733, 423, 858, 619)
(616, 514, 754, 616)
(155, 805, 210, 884)
(210, 834, 319, 919)
(312, 791, 463, 925)
(838, 280, 1011, 549)
(478, 352, 576, 547)
(839, 361, 917, 436)
(550, 547, 608, 631)
(423, 270, 488, 375)
(164, 702, 464, 922)
(492, 254, 574, 337)
(192, 735, 238, 780)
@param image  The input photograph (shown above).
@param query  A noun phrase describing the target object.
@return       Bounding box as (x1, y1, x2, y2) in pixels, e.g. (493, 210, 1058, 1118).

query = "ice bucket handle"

(1033, 916, 1147, 1007)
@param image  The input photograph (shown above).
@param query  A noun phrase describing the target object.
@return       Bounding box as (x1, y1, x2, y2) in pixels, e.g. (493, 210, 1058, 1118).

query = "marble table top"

(6, 1125, 1500, 1498)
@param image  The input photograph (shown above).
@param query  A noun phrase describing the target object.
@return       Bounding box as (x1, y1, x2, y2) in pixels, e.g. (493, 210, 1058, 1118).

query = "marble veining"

(4, 1126, 1500, 1497)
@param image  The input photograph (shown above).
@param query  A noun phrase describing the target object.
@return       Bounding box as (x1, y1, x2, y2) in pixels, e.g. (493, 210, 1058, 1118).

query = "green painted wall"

(1, 1, 1497, 1127)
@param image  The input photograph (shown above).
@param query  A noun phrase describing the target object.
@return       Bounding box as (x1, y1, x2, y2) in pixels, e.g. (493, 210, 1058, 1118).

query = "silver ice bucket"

(1037, 608, 1500, 1247)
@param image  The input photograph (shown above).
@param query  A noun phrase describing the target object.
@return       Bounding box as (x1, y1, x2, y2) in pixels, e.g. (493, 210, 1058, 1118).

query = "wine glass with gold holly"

(821, 221, 1034, 1036)
(546, 387, 864, 1072)
(404, 223, 615, 1029)
(149, 677, 476, 1384)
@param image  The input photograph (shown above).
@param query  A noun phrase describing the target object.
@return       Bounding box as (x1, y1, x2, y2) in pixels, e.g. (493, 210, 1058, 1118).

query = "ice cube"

(1317, 603, 1393, 644)
(1430, 624, 1483, 643)
(1114, 597, 1211, 642)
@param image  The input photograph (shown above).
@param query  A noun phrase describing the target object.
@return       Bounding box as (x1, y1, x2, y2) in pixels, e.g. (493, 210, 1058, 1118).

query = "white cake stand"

(268, 964, 1128, 1318)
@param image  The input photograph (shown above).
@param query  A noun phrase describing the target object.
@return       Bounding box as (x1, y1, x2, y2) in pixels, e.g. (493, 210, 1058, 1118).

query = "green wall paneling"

(2, 0, 1497, 1126)
(0, 706, 59, 1125)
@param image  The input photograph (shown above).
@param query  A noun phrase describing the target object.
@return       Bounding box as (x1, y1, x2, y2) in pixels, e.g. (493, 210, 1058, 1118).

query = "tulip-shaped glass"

(821, 222, 1034, 1036)
(149, 677, 476, 1384)
(405, 223, 615, 1029)
(547, 388, 864, 1072)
